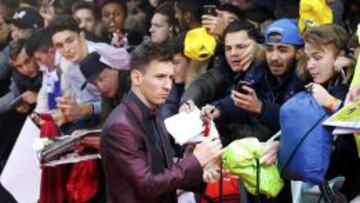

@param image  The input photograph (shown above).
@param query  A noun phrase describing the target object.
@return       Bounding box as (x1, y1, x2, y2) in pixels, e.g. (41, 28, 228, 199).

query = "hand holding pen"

(200, 104, 221, 122)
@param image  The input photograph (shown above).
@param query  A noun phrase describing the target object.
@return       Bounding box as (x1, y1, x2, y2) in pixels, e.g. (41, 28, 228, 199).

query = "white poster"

(0, 117, 41, 203)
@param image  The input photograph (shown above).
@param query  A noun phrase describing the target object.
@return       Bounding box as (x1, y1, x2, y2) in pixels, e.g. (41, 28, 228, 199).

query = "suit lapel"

(155, 115, 173, 166)
(123, 95, 168, 164)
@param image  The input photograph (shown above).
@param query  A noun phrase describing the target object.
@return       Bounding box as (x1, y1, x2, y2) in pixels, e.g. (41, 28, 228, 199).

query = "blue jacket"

(216, 61, 304, 132)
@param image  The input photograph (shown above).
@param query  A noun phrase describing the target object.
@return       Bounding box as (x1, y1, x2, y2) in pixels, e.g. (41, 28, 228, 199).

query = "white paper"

(43, 153, 100, 167)
(332, 127, 360, 135)
(0, 118, 41, 203)
(164, 108, 219, 145)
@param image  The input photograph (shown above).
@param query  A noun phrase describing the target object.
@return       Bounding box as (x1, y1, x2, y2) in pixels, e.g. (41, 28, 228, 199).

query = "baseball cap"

(11, 7, 44, 29)
(184, 27, 217, 61)
(264, 18, 304, 46)
(80, 52, 109, 82)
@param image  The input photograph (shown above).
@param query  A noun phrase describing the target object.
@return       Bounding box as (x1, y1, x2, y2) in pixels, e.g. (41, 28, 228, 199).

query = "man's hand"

(21, 91, 38, 104)
(231, 86, 262, 114)
(334, 56, 353, 73)
(310, 83, 332, 106)
(30, 112, 46, 127)
(16, 103, 31, 114)
(260, 141, 280, 166)
(200, 104, 220, 120)
(81, 136, 100, 149)
(345, 85, 360, 104)
(237, 40, 258, 71)
(72, 130, 100, 154)
(179, 100, 196, 113)
(193, 136, 222, 167)
(202, 11, 226, 37)
(203, 166, 221, 183)
(56, 94, 92, 121)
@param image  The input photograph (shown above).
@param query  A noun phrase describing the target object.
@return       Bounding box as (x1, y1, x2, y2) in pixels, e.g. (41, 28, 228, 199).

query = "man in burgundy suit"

(100, 42, 222, 203)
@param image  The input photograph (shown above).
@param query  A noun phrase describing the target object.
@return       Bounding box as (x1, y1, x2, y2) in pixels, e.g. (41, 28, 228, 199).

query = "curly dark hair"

(47, 15, 80, 37)
(130, 42, 175, 71)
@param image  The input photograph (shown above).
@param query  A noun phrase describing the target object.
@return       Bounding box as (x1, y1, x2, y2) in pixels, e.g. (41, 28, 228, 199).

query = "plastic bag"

(222, 138, 284, 198)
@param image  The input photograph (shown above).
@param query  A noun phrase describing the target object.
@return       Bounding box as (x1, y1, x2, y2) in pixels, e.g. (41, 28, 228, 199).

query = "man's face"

(148, 0, 158, 7)
(74, 8, 96, 33)
(52, 30, 85, 63)
(149, 13, 171, 43)
(175, 5, 187, 30)
(265, 42, 297, 77)
(305, 43, 337, 85)
(134, 60, 174, 108)
(101, 3, 126, 33)
(93, 68, 119, 98)
(11, 48, 38, 78)
(173, 53, 189, 83)
(33, 49, 56, 70)
(10, 25, 32, 40)
(225, 30, 255, 72)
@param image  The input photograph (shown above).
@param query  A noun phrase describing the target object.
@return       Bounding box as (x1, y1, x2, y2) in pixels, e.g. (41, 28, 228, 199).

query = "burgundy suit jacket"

(100, 92, 204, 203)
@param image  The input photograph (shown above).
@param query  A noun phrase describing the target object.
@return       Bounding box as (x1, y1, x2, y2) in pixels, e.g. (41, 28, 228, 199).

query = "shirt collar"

(128, 91, 156, 120)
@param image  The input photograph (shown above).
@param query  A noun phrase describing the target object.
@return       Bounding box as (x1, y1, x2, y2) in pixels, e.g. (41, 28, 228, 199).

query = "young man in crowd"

(174, 0, 203, 31)
(303, 24, 360, 201)
(0, 38, 42, 174)
(100, 0, 127, 43)
(47, 15, 129, 133)
(0, 6, 44, 91)
(25, 28, 73, 127)
(79, 51, 130, 124)
(72, 1, 97, 34)
(0, 38, 41, 114)
(149, 2, 177, 44)
(100, 42, 222, 203)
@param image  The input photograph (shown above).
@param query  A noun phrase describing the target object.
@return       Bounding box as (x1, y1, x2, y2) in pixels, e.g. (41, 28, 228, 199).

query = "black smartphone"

(236, 81, 252, 94)
(203, 5, 217, 16)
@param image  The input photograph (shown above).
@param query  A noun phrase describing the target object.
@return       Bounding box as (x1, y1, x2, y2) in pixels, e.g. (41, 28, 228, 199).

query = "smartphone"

(203, 5, 217, 16)
(236, 81, 252, 94)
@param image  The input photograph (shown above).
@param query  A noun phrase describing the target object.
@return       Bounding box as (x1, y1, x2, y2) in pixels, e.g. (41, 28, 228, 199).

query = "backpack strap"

(255, 158, 261, 203)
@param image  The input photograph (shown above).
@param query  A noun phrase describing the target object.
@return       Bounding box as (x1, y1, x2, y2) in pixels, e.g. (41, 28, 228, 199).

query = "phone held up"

(203, 5, 217, 16)
(236, 80, 252, 94)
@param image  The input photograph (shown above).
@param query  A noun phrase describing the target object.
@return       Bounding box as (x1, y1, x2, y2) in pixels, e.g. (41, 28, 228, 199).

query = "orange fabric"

(200, 178, 240, 203)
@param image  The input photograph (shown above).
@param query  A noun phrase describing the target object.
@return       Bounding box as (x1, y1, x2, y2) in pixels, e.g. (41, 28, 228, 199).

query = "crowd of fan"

(0, 0, 359, 202)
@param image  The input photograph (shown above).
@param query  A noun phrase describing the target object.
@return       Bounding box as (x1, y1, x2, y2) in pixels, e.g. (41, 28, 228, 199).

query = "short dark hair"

(169, 32, 186, 54)
(130, 42, 174, 71)
(9, 38, 28, 60)
(52, 0, 75, 15)
(224, 19, 262, 43)
(72, 1, 96, 13)
(219, 3, 244, 19)
(101, 0, 128, 17)
(72, 1, 98, 18)
(25, 28, 52, 57)
(175, 0, 206, 23)
(155, 2, 177, 28)
(47, 15, 80, 37)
